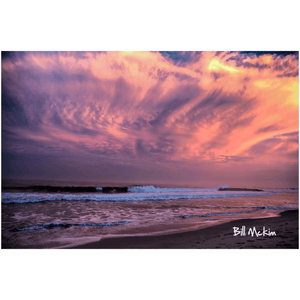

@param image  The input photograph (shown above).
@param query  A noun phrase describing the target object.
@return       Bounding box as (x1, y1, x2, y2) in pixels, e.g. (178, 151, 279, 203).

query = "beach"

(2, 184, 298, 249)
(70, 210, 298, 249)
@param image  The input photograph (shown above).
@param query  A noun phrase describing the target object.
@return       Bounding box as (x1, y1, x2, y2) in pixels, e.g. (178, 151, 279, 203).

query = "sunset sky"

(2, 51, 299, 187)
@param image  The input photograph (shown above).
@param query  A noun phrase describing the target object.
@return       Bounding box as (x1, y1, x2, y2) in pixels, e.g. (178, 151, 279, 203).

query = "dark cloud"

(148, 69, 198, 83)
(256, 124, 282, 134)
(276, 71, 298, 78)
(274, 131, 298, 139)
(1, 51, 27, 62)
(173, 72, 198, 82)
(159, 51, 202, 66)
(226, 52, 299, 78)
(238, 51, 299, 58)
(240, 61, 270, 69)
(211, 72, 222, 81)
(149, 69, 170, 81)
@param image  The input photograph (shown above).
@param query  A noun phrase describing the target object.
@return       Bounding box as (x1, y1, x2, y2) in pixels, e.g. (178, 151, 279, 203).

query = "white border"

(1, 2, 299, 300)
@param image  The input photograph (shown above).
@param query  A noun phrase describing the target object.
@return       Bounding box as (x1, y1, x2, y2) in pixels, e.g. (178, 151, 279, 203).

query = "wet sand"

(70, 210, 299, 249)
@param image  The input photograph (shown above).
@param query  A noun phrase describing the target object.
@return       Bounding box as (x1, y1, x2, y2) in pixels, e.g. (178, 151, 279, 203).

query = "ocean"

(1, 180, 298, 248)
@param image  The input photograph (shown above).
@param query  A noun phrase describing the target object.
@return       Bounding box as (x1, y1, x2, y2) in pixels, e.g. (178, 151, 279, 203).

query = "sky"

(1, 51, 299, 188)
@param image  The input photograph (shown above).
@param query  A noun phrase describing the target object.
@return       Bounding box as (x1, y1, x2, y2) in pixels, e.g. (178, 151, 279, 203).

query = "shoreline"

(70, 210, 299, 249)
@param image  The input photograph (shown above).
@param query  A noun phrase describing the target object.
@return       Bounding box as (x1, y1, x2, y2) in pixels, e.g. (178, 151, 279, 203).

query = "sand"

(70, 210, 299, 249)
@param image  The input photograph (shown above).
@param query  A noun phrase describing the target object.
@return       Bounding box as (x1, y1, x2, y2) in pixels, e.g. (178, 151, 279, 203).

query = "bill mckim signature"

(233, 226, 276, 237)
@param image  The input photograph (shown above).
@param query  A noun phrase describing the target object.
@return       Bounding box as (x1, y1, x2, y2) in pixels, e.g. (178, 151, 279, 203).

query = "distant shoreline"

(70, 210, 299, 249)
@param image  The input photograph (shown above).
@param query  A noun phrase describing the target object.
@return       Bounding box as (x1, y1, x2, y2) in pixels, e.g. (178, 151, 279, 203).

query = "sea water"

(1, 183, 298, 248)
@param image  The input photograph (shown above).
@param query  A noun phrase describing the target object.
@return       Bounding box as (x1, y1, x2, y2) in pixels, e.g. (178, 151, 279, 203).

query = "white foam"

(128, 185, 211, 193)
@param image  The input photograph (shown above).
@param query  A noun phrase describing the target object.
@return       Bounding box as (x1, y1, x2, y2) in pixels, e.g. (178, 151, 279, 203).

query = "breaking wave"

(128, 186, 212, 193)
(2, 190, 279, 204)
